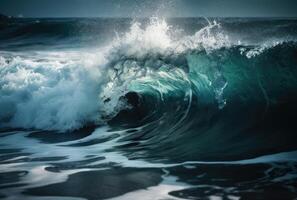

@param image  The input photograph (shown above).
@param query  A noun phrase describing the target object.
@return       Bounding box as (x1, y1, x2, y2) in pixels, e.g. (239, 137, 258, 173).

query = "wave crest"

(1, 18, 297, 132)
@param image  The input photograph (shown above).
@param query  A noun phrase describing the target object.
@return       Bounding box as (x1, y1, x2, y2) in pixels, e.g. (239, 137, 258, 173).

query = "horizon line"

(6, 16, 297, 19)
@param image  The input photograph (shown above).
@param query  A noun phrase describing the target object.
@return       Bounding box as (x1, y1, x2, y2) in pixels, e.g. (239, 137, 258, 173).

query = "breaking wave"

(0, 18, 297, 142)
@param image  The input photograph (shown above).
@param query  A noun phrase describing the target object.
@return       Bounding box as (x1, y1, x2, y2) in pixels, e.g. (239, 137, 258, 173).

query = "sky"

(0, 0, 297, 18)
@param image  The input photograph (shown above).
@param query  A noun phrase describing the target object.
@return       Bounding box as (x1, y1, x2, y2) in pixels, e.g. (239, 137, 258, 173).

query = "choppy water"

(0, 17, 297, 200)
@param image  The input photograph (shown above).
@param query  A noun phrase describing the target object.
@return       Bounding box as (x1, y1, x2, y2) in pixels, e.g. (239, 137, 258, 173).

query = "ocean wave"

(0, 18, 297, 136)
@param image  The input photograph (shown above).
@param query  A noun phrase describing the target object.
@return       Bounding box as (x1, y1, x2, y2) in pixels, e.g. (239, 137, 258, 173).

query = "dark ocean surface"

(0, 17, 297, 199)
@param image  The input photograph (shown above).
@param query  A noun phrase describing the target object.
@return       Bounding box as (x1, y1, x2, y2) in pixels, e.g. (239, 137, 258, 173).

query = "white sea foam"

(0, 51, 106, 131)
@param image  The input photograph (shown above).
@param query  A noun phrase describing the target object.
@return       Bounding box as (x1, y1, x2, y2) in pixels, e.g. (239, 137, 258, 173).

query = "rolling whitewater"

(1, 17, 297, 199)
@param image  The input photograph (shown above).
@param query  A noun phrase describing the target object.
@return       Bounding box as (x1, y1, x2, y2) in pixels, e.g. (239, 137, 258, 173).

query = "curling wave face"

(0, 18, 229, 131)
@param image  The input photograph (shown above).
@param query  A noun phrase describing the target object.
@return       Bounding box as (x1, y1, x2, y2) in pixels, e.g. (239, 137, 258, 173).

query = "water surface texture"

(1, 18, 297, 199)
